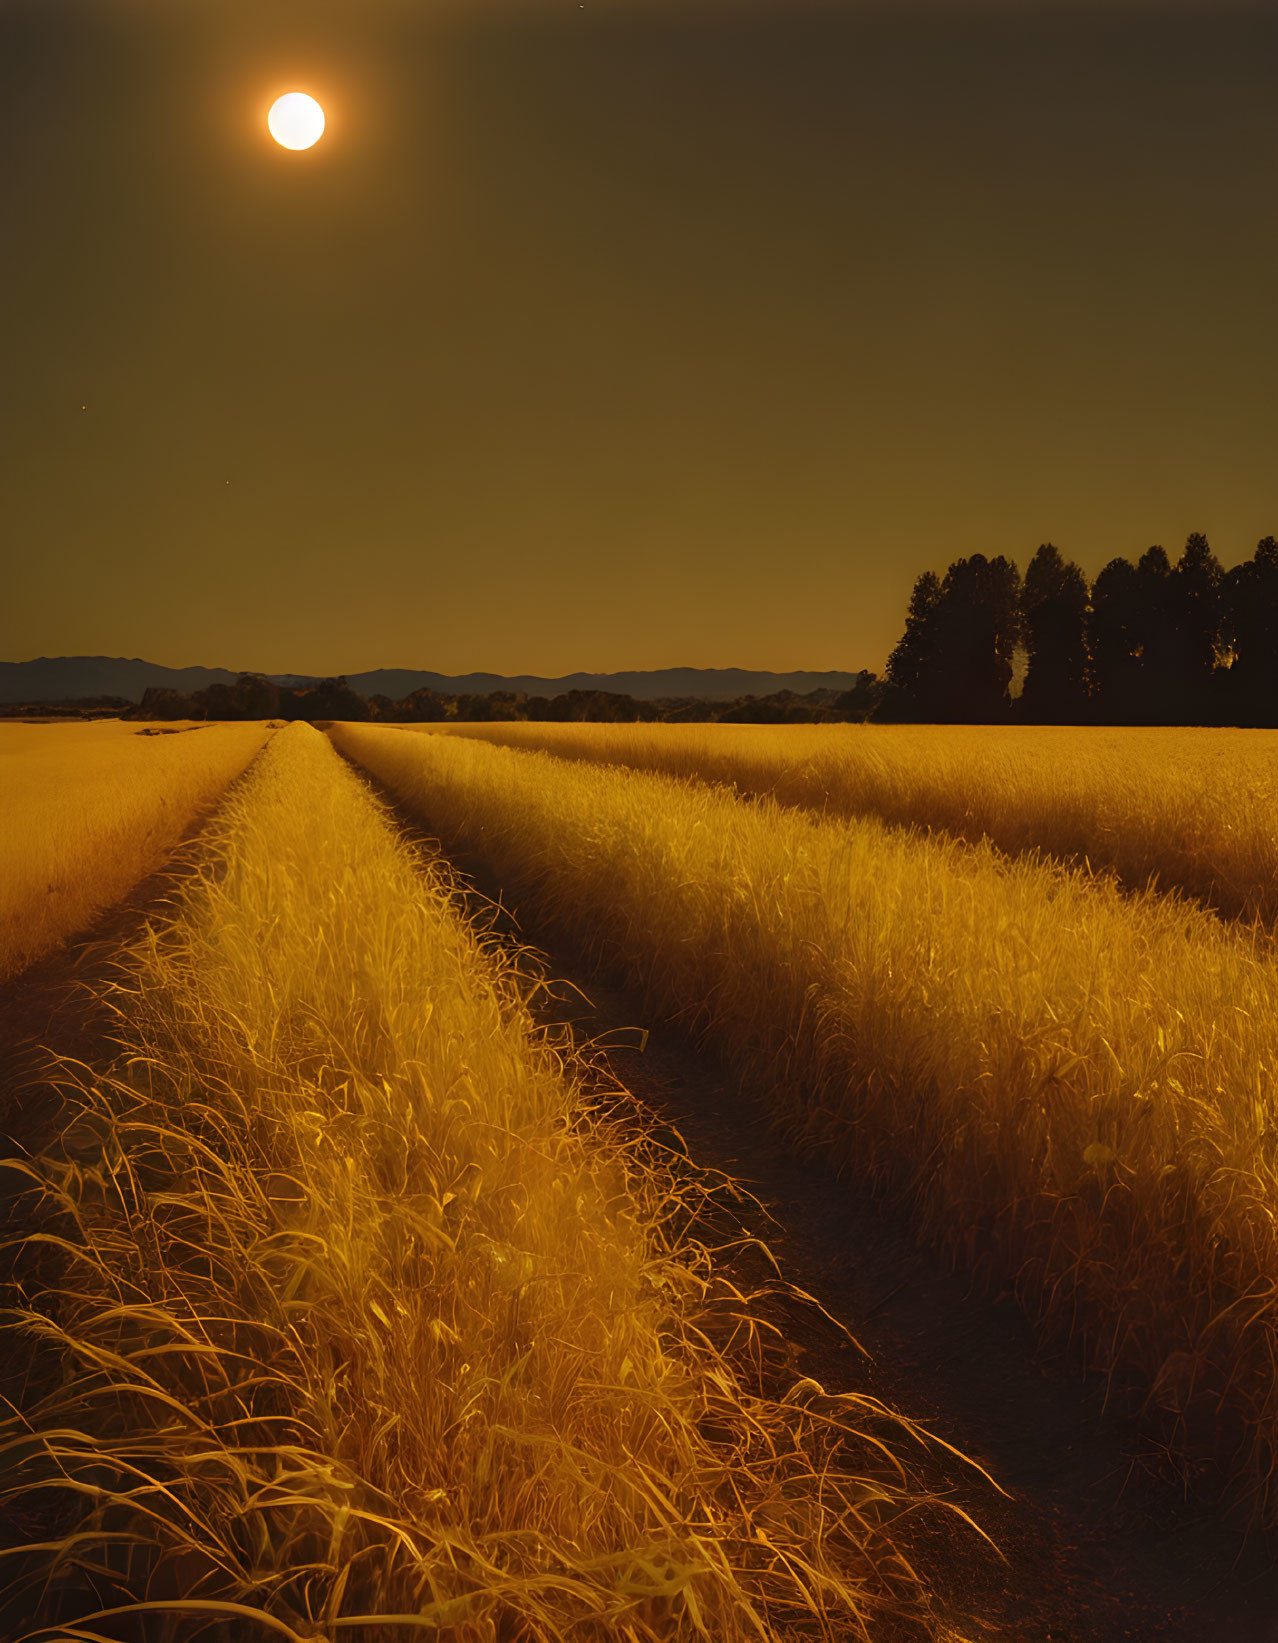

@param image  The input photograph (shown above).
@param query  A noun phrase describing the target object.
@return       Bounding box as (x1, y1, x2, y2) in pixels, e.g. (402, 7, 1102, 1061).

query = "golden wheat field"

(6, 714, 1278, 1639)
(427, 721, 1278, 927)
(1, 723, 988, 1642)
(0, 719, 271, 983)
(335, 722, 1278, 1527)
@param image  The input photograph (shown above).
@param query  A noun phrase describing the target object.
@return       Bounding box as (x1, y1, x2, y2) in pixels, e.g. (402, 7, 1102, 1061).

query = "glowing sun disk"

(268, 93, 325, 151)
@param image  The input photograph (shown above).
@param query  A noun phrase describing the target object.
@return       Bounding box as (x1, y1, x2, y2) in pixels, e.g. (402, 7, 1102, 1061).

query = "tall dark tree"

(930, 554, 1022, 721)
(882, 557, 1021, 721)
(1131, 545, 1176, 721)
(1089, 545, 1185, 722)
(1222, 536, 1278, 726)
(1019, 543, 1089, 722)
(881, 570, 943, 719)
(1088, 556, 1142, 720)
(1168, 532, 1223, 721)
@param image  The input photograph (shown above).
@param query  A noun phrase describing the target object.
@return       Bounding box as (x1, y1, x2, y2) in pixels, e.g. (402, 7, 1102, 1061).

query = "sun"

(268, 93, 326, 151)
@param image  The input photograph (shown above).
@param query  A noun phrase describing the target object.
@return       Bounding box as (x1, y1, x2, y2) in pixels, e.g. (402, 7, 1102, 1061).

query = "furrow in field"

(428, 720, 1278, 928)
(1, 722, 980, 1642)
(489, 957, 1278, 1641)
(332, 722, 1278, 1533)
(0, 718, 274, 983)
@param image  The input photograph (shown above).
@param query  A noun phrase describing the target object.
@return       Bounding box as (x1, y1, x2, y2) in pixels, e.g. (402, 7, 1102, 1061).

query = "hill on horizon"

(0, 657, 869, 705)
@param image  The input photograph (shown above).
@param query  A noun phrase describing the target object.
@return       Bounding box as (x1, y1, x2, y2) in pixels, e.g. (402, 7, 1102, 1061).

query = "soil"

(0, 873, 190, 1196)
(0, 795, 236, 1186)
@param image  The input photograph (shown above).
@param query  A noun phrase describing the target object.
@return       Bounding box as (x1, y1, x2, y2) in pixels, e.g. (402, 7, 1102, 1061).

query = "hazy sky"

(3, 0, 1275, 676)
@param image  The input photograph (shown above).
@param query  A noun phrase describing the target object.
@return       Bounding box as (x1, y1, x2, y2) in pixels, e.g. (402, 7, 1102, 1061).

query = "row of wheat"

(331, 722, 1278, 1528)
(2, 723, 982, 1642)
(0, 720, 272, 983)
(428, 720, 1278, 926)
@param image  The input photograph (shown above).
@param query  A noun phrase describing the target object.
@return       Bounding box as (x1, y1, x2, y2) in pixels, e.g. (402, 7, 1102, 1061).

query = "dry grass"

(0, 719, 272, 983)
(333, 723, 1278, 1530)
(0, 723, 985, 1642)
(427, 721, 1278, 927)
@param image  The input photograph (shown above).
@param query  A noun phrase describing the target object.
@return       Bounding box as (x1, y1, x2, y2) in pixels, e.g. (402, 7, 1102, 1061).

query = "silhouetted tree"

(275, 688, 310, 721)
(402, 688, 449, 721)
(881, 571, 942, 719)
(719, 695, 783, 724)
(1167, 532, 1223, 721)
(195, 682, 239, 719)
(834, 671, 882, 719)
(1019, 543, 1089, 721)
(180, 675, 281, 721)
(134, 686, 199, 720)
(229, 674, 280, 719)
(1087, 547, 1189, 722)
(455, 692, 522, 721)
(304, 677, 371, 721)
(1088, 557, 1142, 719)
(554, 690, 647, 722)
(1222, 536, 1278, 726)
(1131, 546, 1176, 720)
(881, 558, 1021, 721)
(930, 554, 1022, 721)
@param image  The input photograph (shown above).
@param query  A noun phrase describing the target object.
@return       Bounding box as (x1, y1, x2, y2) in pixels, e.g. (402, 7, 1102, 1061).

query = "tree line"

(119, 530, 1276, 729)
(882, 534, 1278, 725)
(127, 674, 882, 726)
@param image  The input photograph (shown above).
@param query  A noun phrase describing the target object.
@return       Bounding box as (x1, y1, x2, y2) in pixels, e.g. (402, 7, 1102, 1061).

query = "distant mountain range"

(0, 657, 869, 705)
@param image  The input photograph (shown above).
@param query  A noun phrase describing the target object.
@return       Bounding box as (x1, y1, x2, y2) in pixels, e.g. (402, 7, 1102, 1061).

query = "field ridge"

(432, 721, 1278, 928)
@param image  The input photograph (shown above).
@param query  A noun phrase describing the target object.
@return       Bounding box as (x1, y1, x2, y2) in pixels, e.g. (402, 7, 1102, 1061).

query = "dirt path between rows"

(0, 741, 277, 1188)
(422, 841, 1278, 1643)
(0, 856, 207, 1187)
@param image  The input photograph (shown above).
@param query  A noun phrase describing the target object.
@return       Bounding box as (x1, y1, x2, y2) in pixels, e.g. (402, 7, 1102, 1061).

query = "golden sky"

(3, 0, 1275, 676)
